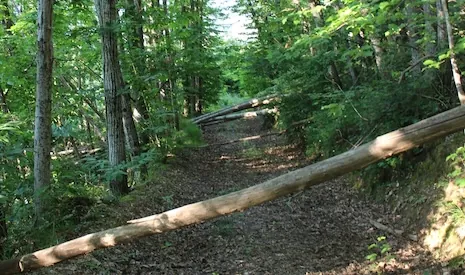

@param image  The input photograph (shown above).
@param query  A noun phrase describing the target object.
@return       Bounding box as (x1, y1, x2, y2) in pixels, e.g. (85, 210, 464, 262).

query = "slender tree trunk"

(405, 3, 421, 77)
(34, 0, 54, 217)
(84, 115, 94, 148)
(424, 2, 436, 56)
(441, 0, 465, 104)
(329, 61, 343, 89)
(0, 89, 6, 258)
(370, 36, 384, 77)
(84, 114, 106, 145)
(436, 0, 446, 50)
(436, 0, 452, 91)
(124, 0, 150, 146)
(0, 87, 9, 113)
(0, 7, 9, 251)
(121, 93, 141, 157)
(121, 93, 147, 179)
(95, 0, 129, 196)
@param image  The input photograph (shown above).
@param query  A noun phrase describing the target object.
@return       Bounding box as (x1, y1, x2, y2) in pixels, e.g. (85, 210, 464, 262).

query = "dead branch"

(369, 219, 418, 242)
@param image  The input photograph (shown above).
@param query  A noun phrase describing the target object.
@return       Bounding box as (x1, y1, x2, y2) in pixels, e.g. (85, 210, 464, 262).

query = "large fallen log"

(2, 106, 465, 274)
(201, 108, 278, 126)
(192, 95, 279, 124)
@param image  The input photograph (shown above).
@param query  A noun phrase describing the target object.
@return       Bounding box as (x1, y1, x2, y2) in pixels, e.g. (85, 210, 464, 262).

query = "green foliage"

(447, 146, 465, 187)
(366, 236, 394, 262)
(228, 0, 463, 194)
(206, 92, 249, 113)
(442, 201, 465, 225)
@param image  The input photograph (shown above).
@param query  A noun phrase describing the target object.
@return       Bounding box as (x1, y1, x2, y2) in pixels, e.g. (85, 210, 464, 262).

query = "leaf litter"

(32, 118, 451, 275)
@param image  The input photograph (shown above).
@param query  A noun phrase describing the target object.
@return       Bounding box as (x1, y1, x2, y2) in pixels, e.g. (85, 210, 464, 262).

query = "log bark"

(368, 219, 417, 242)
(192, 95, 279, 124)
(201, 108, 278, 126)
(3, 106, 465, 273)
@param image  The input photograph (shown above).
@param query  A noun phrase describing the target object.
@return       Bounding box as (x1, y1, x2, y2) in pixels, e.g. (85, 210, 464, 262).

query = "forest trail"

(35, 118, 439, 274)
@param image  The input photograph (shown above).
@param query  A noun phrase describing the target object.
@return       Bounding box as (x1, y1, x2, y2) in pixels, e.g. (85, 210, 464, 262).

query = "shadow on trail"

(29, 111, 461, 274)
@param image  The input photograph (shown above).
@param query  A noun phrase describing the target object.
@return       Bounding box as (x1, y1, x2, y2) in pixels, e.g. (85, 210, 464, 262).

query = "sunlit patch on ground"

(32, 118, 453, 274)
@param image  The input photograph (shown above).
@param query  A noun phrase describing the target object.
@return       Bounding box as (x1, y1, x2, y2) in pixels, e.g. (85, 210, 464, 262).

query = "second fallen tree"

(192, 95, 279, 125)
(2, 106, 465, 274)
(200, 108, 278, 126)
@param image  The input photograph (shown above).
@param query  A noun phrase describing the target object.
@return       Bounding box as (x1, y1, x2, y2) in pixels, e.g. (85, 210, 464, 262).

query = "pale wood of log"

(201, 108, 277, 125)
(192, 95, 279, 124)
(2, 106, 465, 274)
(369, 219, 418, 242)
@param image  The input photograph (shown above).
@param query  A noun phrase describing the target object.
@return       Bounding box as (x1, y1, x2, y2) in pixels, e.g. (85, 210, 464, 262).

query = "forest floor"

(34, 117, 454, 274)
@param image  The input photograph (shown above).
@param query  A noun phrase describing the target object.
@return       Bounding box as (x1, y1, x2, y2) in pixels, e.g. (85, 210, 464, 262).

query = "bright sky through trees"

(211, 0, 251, 40)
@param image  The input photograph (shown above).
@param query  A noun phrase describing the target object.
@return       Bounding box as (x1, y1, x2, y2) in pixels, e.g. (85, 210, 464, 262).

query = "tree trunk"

(124, 0, 150, 146)
(423, 2, 436, 57)
(329, 61, 343, 89)
(201, 108, 278, 126)
(95, 0, 129, 196)
(0, 86, 9, 113)
(370, 36, 385, 77)
(436, 0, 446, 50)
(33, 0, 54, 217)
(405, 3, 421, 77)
(3, 105, 465, 274)
(121, 93, 147, 179)
(192, 95, 279, 124)
(440, 0, 465, 104)
(121, 94, 140, 156)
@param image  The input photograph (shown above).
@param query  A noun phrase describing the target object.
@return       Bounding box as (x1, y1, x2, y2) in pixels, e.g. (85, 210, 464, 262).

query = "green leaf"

(0, 194, 7, 204)
(366, 253, 378, 262)
(381, 245, 391, 254)
(456, 178, 465, 187)
(423, 59, 441, 70)
(377, 236, 386, 242)
(446, 153, 457, 162)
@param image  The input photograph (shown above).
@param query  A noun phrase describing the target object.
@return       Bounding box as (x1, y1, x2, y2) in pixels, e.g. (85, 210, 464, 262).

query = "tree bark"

(405, 2, 421, 77)
(423, 2, 436, 57)
(122, 93, 141, 157)
(440, 0, 465, 104)
(33, 0, 54, 217)
(122, 93, 147, 181)
(3, 105, 465, 274)
(192, 95, 279, 124)
(200, 108, 278, 126)
(124, 0, 150, 146)
(0, 86, 9, 113)
(370, 36, 385, 77)
(436, 0, 446, 50)
(95, 0, 129, 196)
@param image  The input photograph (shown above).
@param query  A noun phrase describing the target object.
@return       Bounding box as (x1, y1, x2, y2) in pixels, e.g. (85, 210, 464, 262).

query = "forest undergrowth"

(30, 117, 460, 275)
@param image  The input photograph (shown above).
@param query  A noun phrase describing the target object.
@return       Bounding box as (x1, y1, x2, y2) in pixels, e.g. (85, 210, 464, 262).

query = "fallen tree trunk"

(192, 95, 279, 124)
(201, 108, 278, 126)
(51, 148, 102, 159)
(3, 106, 465, 274)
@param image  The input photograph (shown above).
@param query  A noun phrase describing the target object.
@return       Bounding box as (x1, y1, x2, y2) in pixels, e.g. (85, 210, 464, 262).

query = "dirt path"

(35, 118, 441, 274)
